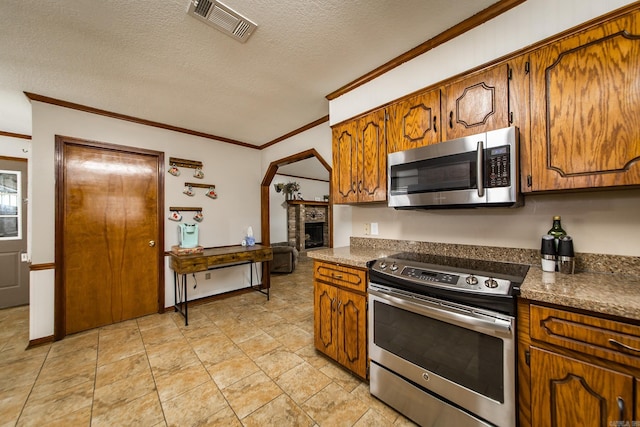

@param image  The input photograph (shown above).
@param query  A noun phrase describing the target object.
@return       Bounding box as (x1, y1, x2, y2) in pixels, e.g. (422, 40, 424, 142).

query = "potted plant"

(274, 182, 300, 200)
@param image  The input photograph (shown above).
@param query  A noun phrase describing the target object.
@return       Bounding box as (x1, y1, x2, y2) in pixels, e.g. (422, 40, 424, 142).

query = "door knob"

(149, 240, 156, 247)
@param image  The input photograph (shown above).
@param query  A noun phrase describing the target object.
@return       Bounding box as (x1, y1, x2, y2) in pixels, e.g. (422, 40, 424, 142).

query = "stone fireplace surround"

(286, 201, 329, 253)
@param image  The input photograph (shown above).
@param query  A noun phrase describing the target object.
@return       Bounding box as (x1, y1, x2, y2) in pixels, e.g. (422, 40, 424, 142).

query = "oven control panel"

(400, 268, 458, 285)
(370, 258, 513, 296)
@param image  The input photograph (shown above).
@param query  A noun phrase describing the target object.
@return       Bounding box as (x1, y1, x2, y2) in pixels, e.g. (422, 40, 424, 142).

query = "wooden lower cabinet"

(313, 261, 368, 379)
(530, 347, 634, 427)
(519, 300, 640, 427)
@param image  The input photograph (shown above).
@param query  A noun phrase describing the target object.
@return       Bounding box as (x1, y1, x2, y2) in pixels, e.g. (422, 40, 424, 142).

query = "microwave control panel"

(486, 145, 511, 187)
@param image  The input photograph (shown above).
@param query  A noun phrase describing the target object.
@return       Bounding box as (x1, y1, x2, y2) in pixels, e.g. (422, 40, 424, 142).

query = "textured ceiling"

(0, 0, 497, 146)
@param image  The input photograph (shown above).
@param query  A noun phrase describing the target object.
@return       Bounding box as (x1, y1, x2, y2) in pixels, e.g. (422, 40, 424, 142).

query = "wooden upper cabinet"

(387, 90, 441, 153)
(357, 109, 387, 203)
(332, 108, 387, 204)
(528, 9, 640, 191)
(332, 120, 358, 204)
(442, 63, 510, 141)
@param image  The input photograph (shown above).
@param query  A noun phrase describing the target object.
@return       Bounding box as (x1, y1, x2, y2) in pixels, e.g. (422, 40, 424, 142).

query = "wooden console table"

(169, 244, 273, 325)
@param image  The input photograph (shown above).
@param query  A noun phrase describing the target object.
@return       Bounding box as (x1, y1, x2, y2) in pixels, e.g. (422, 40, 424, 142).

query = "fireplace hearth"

(286, 201, 328, 252)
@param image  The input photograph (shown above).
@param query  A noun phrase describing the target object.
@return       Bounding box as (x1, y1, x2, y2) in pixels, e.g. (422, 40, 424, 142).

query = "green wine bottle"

(547, 216, 566, 248)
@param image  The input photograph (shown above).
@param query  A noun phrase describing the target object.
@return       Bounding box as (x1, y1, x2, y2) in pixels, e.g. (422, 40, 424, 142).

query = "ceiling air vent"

(187, 0, 257, 43)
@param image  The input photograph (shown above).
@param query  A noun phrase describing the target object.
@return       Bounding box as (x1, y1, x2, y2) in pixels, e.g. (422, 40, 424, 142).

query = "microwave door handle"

(477, 140, 485, 198)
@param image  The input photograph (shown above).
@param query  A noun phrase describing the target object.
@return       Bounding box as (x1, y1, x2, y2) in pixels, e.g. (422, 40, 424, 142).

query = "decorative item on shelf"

(206, 186, 217, 199)
(193, 210, 203, 222)
(168, 164, 180, 176)
(323, 194, 329, 201)
(169, 157, 203, 170)
(183, 182, 217, 199)
(193, 168, 204, 179)
(183, 184, 195, 196)
(169, 206, 203, 224)
(274, 182, 300, 200)
(245, 226, 255, 246)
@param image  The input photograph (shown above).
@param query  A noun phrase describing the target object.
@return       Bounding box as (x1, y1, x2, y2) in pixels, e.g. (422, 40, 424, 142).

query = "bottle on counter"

(547, 216, 566, 248)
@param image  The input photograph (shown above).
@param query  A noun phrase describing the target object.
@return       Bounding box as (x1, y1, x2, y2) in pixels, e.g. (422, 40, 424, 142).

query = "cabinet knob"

(149, 240, 156, 247)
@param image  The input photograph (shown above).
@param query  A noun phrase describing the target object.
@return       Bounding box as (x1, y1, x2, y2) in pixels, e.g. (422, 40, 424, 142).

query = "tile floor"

(0, 256, 415, 426)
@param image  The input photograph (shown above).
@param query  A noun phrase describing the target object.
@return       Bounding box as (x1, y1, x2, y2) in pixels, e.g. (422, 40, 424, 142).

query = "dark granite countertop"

(307, 239, 640, 322)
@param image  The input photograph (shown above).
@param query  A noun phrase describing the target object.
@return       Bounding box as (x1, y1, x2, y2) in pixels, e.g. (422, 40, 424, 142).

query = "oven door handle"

(369, 288, 512, 335)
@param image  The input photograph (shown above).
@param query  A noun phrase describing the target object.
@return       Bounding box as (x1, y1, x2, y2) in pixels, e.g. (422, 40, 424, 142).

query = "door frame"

(260, 148, 333, 248)
(54, 135, 165, 339)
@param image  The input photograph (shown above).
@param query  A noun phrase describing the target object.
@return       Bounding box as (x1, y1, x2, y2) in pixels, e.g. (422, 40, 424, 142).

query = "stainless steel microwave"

(388, 126, 522, 209)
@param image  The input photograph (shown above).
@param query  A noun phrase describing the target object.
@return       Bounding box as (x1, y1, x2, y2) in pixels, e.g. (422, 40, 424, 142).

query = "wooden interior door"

(56, 136, 164, 337)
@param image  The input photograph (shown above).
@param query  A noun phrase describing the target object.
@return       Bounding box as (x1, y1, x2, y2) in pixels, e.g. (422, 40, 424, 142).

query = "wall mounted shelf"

(169, 157, 203, 169)
(169, 206, 203, 212)
(184, 182, 215, 189)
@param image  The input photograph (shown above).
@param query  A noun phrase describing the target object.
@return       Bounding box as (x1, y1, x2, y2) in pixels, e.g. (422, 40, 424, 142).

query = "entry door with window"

(56, 136, 164, 337)
(0, 158, 28, 308)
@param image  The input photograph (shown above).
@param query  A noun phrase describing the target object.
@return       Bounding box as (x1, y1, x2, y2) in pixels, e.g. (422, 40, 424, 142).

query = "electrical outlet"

(205, 272, 211, 280)
(364, 223, 370, 235)
(371, 222, 379, 235)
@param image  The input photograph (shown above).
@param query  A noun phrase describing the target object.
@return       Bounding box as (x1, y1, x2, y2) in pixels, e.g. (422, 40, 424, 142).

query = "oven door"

(368, 284, 516, 427)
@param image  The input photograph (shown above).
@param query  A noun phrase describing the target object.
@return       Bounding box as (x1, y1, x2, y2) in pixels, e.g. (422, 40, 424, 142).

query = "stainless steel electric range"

(368, 253, 529, 427)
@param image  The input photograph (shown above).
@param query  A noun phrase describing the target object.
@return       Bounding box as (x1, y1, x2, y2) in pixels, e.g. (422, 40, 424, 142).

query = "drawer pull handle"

(608, 338, 640, 354)
(332, 273, 343, 279)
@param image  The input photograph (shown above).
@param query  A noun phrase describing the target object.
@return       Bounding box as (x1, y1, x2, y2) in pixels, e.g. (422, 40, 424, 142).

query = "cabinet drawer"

(530, 304, 640, 367)
(314, 261, 367, 293)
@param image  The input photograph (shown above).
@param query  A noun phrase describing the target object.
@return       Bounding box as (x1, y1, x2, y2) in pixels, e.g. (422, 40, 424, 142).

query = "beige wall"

(28, 101, 263, 339)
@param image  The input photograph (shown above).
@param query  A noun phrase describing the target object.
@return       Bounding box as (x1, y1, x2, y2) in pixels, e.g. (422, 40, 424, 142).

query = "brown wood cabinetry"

(531, 347, 634, 427)
(518, 301, 640, 427)
(313, 260, 367, 379)
(527, 9, 640, 192)
(332, 108, 387, 204)
(442, 63, 511, 141)
(387, 90, 441, 153)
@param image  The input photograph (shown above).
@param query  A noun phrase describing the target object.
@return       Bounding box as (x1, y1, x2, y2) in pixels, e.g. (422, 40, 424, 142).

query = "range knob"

(390, 263, 399, 272)
(379, 261, 387, 269)
(465, 275, 478, 286)
(485, 278, 499, 288)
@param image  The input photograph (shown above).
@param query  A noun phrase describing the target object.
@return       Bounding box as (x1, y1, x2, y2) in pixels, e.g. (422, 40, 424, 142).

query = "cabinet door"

(314, 281, 338, 359)
(387, 90, 441, 153)
(529, 10, 640, 191)
(336, 289, 367, 379)
(442, 63, 510, 141)
(531, 347, 634, 427)
(357, 109, 387, 202)
(636, 378, 640, 423)
(332, 120, 358, 204)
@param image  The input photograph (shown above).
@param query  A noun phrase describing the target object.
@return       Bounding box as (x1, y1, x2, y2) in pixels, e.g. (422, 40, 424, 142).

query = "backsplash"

(350, 237, 640, 277)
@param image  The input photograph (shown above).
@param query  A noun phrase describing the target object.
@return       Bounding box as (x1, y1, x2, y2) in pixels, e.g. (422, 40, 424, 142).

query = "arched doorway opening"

(260, 149, 332, 288)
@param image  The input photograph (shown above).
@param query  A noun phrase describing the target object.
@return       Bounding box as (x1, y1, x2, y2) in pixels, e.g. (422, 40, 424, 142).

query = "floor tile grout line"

(14, 342, 52, 425)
